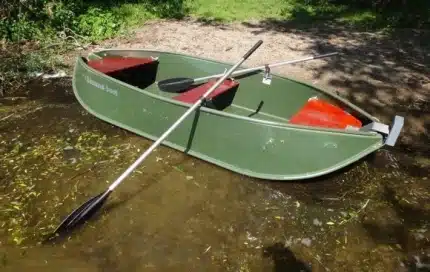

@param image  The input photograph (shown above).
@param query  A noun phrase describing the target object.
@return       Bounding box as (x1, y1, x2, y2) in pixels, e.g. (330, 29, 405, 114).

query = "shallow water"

(1, 79, 429, 272)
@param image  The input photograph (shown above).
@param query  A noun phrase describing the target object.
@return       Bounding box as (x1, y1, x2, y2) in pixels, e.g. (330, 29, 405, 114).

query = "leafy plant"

(75, 7, 122, 41)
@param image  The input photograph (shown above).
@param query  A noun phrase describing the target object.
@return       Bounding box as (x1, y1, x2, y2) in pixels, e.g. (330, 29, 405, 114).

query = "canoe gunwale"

(92, 48, 382, 122)
(78, 51, 384, 138)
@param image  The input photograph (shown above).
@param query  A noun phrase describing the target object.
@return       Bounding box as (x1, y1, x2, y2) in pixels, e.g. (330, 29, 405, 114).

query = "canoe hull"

(72, 50, 385, 180)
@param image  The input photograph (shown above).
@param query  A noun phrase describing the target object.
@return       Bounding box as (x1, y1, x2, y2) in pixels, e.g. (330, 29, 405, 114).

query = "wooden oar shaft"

(194, 52, 338, 84)
(108, 40, 263, 191)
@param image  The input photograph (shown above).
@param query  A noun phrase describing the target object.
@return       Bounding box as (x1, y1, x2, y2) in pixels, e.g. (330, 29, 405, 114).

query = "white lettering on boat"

(84, 75, 118, 96)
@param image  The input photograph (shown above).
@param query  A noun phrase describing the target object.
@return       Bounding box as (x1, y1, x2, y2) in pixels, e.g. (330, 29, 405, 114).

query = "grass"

(187, 0, 286, 21)
(109, 0, 381, 27)
(111, 3, 158, 27)
(107, 0, 388, 31)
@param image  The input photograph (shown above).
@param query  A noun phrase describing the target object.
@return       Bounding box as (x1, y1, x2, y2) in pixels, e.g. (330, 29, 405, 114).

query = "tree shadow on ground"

(362, 182, 430, 248)
(361, 181, 430, 271)
(240, 17, 430, 156)
(263, 242, 312, 272)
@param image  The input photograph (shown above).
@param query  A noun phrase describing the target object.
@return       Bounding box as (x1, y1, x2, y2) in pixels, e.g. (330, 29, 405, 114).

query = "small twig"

(63, 27, 88, 40)
(308, 252, 329, 271)
(16, 106, 46, 119)
(321, 191, 350, 201)
(0, 96, 27, 101)
(0, 114, 13, 122)
(320, 197, 341, 201)
(358, 199, 370, 212)
(339, 199, 370, 225)
(42, 42, 66, 49)
(203, 246, 211, 253)
(61, 27, 92, 49)
(68, 161, 108, 182)
(42, 27, 91, 50)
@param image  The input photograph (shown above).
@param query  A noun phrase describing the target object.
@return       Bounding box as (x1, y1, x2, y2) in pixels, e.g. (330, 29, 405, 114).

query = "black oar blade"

(53, 190, 111, 235)
(157, 77, 194, 93)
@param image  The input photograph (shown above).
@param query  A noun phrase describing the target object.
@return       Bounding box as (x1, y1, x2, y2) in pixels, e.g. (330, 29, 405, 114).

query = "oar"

(52, 40, 264, 235)
(157, 52, 338, 93)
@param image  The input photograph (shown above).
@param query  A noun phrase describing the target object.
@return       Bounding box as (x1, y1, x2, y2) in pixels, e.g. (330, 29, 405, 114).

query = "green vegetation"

(0, 122, 141, 245)
(1, 0, 429, 96)
(1, 0, 429, 44)
(0, 0, 189, 43)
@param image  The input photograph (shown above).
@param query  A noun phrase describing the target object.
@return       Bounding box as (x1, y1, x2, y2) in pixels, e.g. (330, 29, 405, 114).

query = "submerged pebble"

(313, 218, 322, 226)
(246, 232, 258, 242)
(301, 238, 312, 247)
(284, 236, 294, 247)
(414, 233, 425, 241)
(69, 158, 77, 164)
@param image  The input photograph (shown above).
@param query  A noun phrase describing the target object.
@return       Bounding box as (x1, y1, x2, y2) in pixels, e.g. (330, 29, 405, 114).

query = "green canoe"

(71, 49, 404, 180)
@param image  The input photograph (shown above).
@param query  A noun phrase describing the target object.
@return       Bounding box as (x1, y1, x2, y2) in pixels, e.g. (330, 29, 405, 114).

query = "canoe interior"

(83, 50, 376, 130)
(72, 49, 388, 180)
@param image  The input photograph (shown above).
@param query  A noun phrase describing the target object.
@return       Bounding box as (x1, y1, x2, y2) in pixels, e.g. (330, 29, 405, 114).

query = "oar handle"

(243, 40, 263, 60)
(193, 52, 338, 84)
(313, 52, 338, 59)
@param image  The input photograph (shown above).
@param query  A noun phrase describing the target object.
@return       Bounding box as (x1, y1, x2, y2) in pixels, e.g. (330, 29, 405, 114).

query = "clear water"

(1, 79, 429, 271)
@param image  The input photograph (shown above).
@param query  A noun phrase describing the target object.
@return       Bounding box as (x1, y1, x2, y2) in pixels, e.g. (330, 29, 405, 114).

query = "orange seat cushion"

(289, 98, 362, 129)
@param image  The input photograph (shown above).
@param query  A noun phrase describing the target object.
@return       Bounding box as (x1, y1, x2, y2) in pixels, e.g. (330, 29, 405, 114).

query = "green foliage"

(1, 0, 428, 44)
(0, 0, 118, 42)
(0, 0, 191, 43)
(75, 7, 122, 41)
(146, 0, 189, 19)
(0, 44, 66, 96)
(0, 0, 428, 97)
(0, 0, 191, 96)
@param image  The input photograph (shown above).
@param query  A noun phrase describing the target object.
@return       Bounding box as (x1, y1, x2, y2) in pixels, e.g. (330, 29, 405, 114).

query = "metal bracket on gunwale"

(360, 115, 404, 146)
(262, 64, 272, 85)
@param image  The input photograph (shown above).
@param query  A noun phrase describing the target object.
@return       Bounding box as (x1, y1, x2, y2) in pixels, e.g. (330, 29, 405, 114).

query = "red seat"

(87, 57, 156, 74)
(173, 79, 239, 104)
(289, 98, 362, 129)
